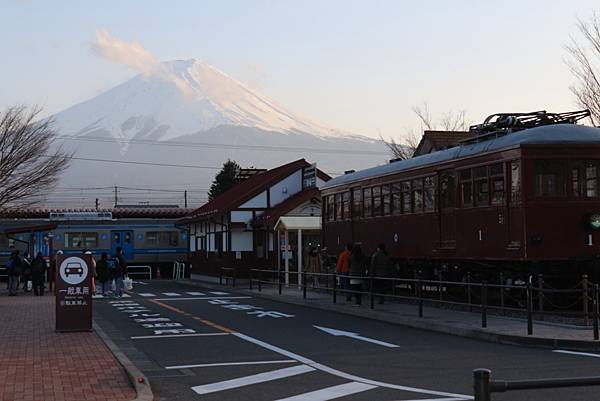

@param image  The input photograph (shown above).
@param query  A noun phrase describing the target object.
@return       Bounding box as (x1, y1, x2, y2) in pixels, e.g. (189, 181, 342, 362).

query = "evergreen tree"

(208, 159, 241, 201)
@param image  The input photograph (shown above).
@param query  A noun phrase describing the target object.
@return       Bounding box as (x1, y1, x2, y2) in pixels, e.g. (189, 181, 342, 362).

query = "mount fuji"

(50, 59, 389, 208)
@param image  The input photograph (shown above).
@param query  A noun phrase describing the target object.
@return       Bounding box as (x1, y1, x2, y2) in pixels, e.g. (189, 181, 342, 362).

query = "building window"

(342, 192, 351, 219)
(352, 188, 362, 218)
(534, 160, 565, 197)
(372, 186, 382, 217)
(490, 163, 505, 205)
(64, 232, 98, 249)
(474, 166, 489, 206)
(391, 183, 402, 215)
(401, 181, 412, 213)
(327, 195, 334, 222)
(363, 187, 372, 218)
(335, 193, 342, 220)
(413, 179, 423, 213)
(146, 231, 179, 247)
(460, 169, 473, 207)
(440, 171, 455, 209)
(382, 185, 391, 215)
(424, 176, 436, 212)
(511, 161, 521, 203)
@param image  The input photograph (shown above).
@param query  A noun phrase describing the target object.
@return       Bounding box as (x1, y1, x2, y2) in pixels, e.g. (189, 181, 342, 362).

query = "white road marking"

(93, 293, 130, 299)
(274, 382, 376, 401)
(131, 332, 230, 340)
(132, 281, 149, 285)
(165, 359, 297, 370)
(138, 293, 157, 297)
(186, 291, 205, 296)
(232, 332, 472, 400)
(397, 398, 472, 401)
(191, 364, 315, 395)
(314, 325, 399, 348)
(162, 292, 181, 296)
(153, 296, 252, 301)
(210, 291, 229, 295)
(553, 350, 600, 358)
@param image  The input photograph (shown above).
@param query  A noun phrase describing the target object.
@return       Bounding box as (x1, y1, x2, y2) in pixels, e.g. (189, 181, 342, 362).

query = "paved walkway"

(188, 274, 600, 349)
(0, 290, 136, 401)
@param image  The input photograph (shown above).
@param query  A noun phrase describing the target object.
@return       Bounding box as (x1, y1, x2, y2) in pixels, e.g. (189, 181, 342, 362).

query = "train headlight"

(589, 213, 600, 230)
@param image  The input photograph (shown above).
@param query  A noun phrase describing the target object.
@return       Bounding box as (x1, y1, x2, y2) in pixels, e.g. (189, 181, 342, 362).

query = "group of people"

(6, 250, 48, 296)
(336, 243, 393, 305)
(5, 246, 128, 298)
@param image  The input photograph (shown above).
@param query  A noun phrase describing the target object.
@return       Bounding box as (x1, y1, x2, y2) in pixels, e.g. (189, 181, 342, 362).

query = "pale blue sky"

(1, 0, 598, 139)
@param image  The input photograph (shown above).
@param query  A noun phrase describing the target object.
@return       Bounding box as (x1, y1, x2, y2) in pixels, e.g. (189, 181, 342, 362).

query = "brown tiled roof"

(253, 187, 320, 227)
(414, 130, 473, 156)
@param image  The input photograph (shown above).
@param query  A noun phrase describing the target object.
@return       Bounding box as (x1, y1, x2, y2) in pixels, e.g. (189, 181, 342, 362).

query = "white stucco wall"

(231, 211, 254, 223)
(240, 191, 268, 208)
(270, 170, 302, 207)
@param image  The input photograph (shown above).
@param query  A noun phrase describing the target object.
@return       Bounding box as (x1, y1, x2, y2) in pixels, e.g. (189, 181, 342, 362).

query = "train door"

(439, 171, 457, 249)
(111, 231, 134, 260)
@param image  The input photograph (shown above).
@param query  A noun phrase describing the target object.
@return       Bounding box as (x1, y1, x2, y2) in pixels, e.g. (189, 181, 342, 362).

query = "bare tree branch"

(565, 13, 600, 126)
(0, 105, 72, 210)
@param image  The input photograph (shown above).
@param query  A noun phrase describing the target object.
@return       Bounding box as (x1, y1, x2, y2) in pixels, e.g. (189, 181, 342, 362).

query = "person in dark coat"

(30, 252, 47, 296)
(95, 252, 111, 296)
(113, 246, 127, 298)
(7, 250, 23, 296)
(348, 245, 367, 305)
(21, 252, 32, 292)
(370, 243, 392, 304)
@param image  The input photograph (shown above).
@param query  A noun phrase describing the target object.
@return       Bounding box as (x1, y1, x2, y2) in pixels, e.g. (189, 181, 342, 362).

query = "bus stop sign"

(55, 254, 93, 332)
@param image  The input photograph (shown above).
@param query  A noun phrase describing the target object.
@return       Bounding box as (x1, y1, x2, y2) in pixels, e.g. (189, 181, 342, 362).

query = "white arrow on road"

(313, 325, 399, 348)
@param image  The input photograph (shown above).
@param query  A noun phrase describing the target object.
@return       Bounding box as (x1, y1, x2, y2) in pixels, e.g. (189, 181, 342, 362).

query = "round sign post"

(55, 253, 93, 332)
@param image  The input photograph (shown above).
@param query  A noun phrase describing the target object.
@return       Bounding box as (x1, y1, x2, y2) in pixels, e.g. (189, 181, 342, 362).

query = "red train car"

(321, 111, 600, 281)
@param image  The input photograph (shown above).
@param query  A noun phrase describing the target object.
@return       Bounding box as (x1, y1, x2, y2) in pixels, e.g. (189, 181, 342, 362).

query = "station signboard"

(55, 254, 93, 332)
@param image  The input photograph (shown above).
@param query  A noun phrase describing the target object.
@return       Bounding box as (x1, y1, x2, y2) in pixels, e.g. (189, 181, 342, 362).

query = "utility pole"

(95, 198, 99, 211)
(114, 186, 118, 207)
(184, 190, 188, 208)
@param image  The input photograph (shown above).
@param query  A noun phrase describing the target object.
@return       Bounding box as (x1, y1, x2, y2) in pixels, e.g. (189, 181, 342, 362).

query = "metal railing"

(0, 267, 7, 280)
(241, 268, 600, 339)
(220, 267, 236, 287)
(473, 368, 600, 400)
(126, 265, 152, 280)
(172, 261, 186, 280)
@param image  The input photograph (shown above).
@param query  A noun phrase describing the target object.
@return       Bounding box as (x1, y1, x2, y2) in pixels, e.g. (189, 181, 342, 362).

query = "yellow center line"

(149, 299, 236, 334)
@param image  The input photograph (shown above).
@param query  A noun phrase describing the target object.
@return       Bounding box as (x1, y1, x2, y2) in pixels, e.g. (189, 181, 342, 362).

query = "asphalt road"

(93, 280, 600, 401)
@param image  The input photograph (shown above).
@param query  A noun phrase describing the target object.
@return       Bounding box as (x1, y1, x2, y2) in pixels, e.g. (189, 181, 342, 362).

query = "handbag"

(124, 277, 133, 291)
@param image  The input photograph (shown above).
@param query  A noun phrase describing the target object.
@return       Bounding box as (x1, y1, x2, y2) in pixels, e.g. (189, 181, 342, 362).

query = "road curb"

(178, 278, 600, 352)
(93, 319, 155, 401)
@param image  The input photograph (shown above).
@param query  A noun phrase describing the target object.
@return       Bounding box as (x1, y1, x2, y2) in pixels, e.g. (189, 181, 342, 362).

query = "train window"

(412, 179, 424, 213)
(382, 185, 391, 215)
(146, 231, 179, 247)
(391, 183, 402, 215)
(585, 161, 599, 197)
(352, 188, 362, 218)
(64, 232, 98, 249)
(490, 163, 505, 205)
(335, 193, 343, 221)
(459, 169, 473, 206)
(440, 171, 455, 209)
(342, 192, 351, 219)
(572, 164, 582, 197)
(474, 166, 489, 205)
(327, 195, 334, 222)
(372, 186, 382, 217)
(511, 161, 521, 203)
(424, 177, 435, 211)
(534, 160, 565, 197)
(363, 188, 373, 217)
(401, 181, 412, 213)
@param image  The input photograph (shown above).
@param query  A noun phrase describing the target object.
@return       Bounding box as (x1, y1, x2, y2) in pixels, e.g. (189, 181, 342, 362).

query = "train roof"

(323, 123, 600, 190)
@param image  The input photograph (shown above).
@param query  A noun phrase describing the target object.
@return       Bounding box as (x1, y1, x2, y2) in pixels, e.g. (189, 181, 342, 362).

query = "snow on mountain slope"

(53, 59, 352, 146)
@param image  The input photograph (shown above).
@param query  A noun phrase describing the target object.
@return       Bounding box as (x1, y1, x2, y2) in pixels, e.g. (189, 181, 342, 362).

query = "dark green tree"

(208, 159, 241, 201)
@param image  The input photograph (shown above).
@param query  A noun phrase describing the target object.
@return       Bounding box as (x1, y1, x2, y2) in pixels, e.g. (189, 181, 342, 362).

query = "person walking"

(30, 252, 47, 296)
(370, 243, 392, 304)
(336, 243, 353, 301)
(95, 253, 111, 296)
(84, 250, 97, 295)
(306, 247, 322, 288)
(348, 245, 366, 305)
(113, 246, 127, 298)
(7, 250, 23, 296)
(21, 252, 32, 292)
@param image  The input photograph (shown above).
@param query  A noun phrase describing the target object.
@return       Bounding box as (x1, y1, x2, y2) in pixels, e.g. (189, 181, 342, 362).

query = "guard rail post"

(417, 278, 423, 318)
(583, 274, 590, 325)
(594, 284, 599, 341)
(527, 282, 533, 335)
(537, 273, 544, 313)
(467, 272, 472, 312)
(370, 276, 374, 310)
(249, 269, 253, 290)
(219, 268, 223, 286)
(482, 282, 488, 329)
(499, 273, 505, 312)
(232, 268, 236, 288)
(333, 272, 337, 304)
(258, 270, 262, 292)
(303, 270, 307, 299)
(473, 369, 492, 401)
(278, 269, 282, 295)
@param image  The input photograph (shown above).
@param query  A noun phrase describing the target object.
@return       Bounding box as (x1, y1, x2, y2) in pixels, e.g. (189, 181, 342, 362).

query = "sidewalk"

(188, 274, 600, 351)
(0, 290, 136, 401)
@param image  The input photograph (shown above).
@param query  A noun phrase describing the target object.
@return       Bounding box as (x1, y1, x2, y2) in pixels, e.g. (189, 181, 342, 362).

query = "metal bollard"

(583, 275, 590, 325)
(527, 282, 533, 335)
(278, 270, 283, 295)
(594, 284, 599, 341)
(233, 269, 236, 288)
(499, 273, 505, 312)
(482, 282, 488, 329)
(473, 369, 492, 401)
(467, 272, 472, 312)
(302, 270, 307, 299)
(417, 278, 423, 318)
(537, 273, 544, 312)
(370, 276, 374, 310)
(333, 272, 337, 304)
(258, 270, 262, 292)
(249, 269, 253, 290)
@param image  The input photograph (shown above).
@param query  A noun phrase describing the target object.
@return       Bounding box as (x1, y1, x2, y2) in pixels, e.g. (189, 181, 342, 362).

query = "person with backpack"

(30, 252, 47, 296)
(7, 250, 23, 296)
(96, 252, 111, 296)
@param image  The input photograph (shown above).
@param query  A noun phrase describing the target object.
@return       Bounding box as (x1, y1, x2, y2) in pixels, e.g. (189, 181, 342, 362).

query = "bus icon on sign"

(65, 263, 84, 278)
